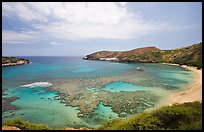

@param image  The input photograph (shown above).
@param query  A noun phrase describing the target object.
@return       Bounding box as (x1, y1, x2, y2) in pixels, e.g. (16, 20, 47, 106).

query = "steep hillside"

(161, 43, 202, 68)
(84, 42, 202, 68)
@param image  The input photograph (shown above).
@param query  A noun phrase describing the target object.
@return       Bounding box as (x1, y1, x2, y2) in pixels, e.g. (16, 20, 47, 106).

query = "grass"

(2, 118, 51, 130)
(97, 101, 202, 130)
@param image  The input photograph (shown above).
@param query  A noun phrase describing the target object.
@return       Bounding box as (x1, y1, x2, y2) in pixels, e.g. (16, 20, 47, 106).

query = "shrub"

(97, 118, 123, 130)
(97, 101, 202, 130)
(2, 118, 51, 130)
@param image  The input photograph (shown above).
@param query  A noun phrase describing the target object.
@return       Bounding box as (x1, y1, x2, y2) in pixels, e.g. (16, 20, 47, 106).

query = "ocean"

(2, 56, 196, 129)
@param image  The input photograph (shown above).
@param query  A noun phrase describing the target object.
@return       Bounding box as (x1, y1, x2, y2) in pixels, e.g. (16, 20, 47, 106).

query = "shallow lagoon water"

(102, 81, 146, 92)
(2, 56, 196, 129)
(3, 84, 118, 128)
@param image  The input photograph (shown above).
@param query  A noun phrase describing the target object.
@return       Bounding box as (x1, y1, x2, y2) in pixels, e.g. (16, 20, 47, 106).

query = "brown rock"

(63, 127, 91, 130)
(2, 125, 21, 130)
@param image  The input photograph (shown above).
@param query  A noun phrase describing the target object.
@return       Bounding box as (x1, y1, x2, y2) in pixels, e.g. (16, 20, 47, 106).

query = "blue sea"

(2, 56, 196, 129)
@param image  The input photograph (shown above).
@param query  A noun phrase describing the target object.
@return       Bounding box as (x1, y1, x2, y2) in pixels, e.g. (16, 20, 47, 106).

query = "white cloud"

(2, 2, 48, 22)
(2, 30, 40, 44)
(50, 42, 63, 45)
(118, 2, 127, 7)
(2, 2, 195, 42)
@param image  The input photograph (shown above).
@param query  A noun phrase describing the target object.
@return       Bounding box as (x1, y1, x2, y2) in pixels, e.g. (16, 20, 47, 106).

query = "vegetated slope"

(2, 118, 91, 130)
(2, 57, 30, 66)
(161, 42, 202, 68)
(84, 42, 202, 68)
(2, 118, 51, 130)
(97, 101, 202, 130)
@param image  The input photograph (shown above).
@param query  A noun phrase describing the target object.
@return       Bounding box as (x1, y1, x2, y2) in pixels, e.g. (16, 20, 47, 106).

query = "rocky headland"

(83, 42, 202, 68)
(2, 57, 30, 67)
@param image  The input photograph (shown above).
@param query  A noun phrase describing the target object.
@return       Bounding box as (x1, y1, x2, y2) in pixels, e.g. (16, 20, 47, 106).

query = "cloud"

(50, 42, 63, 45)
(3, 2, 48, 22)
(2, 2, 196, 42)
(118, 2, 127, 7)
(2, 30, 40, 44)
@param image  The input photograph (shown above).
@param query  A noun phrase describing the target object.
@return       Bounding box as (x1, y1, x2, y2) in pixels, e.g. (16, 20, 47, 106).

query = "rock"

(82, 56, 88, 60)
(2, 57, 30, 67)
(2, 125, 21, 130)
(63, 127, 91, 130)
(136, 67, 144, 72)
(78, 113, 84, 117)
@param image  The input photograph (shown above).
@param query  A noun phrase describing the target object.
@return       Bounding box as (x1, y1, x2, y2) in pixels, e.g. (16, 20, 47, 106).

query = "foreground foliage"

(97, 101, 202, 130)
(2, 118, 51, 130)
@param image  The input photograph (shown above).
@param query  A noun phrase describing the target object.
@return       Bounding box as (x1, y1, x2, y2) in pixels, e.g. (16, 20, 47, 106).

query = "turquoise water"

(102, 82, 145, 92)
(3, 85, 117, 128)
(3, 86, 82, 128)
(2, 56, 196, 129)
(81, 101, 118, 128)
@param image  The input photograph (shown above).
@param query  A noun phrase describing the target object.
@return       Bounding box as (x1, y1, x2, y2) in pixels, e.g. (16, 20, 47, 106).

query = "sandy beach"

(165, 64, 202, 105)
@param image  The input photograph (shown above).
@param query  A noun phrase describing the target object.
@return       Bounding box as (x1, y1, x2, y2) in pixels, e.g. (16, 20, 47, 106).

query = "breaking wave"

(21, 82, 52, 88)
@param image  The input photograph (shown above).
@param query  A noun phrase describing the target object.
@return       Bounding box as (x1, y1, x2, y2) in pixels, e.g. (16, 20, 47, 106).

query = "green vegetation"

(2, 57, 29, 64)
(162, 42, 202, 68)
(2, 118, 51, 130)
(97, 101, 202, 130)
(2, 57, 30, 67)
(85, 42, 202, 68)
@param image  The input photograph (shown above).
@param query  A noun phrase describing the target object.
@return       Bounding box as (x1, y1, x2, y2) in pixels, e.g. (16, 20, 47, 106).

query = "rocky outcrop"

(62, 127, 92, 130)
(2, 57, 30, 67)
(2, 125, 21, 130)
(2, 125, 92, 130)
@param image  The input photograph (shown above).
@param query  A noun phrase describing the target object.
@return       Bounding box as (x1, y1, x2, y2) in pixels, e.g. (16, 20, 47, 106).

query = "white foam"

(21, 82, 52, 88)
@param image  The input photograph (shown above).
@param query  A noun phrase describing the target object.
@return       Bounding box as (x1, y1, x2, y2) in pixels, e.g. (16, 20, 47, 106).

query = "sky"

(2, 2, 202, 56)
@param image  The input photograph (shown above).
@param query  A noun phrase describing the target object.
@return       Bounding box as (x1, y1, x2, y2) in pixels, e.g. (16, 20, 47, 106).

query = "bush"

(97, 101, 202, 130)
(2, 118, 51, 130)
(97, 118, 123, 130)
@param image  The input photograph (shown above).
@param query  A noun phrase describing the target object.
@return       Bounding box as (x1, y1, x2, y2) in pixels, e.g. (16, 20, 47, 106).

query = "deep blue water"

(3, 56, 135, 81)
(2, 56, 195, 129)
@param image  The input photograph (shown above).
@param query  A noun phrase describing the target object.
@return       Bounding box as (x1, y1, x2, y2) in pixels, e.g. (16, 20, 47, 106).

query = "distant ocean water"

(2, 56, 196, 129)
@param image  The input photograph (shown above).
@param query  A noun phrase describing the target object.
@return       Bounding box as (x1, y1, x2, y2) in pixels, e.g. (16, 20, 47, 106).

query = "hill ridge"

(84, 42, 202, 68)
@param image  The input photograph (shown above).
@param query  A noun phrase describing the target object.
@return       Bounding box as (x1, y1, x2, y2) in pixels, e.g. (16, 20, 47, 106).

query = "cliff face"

(2, 57, 30, 67)
(84, 42, 202, 68)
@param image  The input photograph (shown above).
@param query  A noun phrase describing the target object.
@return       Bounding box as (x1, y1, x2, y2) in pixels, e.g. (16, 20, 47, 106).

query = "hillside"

(84, 42, 202, 68)
(2, 57, 30, 67)
(97, 101, 202, 130)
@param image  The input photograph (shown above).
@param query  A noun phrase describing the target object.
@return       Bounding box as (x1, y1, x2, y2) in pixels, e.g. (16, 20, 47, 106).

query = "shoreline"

(162, 63, 202, 105)
(2, 62, 31, 67)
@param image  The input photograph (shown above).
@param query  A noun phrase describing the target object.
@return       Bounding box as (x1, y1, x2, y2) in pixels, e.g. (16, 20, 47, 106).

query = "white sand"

(164, 64, 202, 105)
(171, 65, 202, 103)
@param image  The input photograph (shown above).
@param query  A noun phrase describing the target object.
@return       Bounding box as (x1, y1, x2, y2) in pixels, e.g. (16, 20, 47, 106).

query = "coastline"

(2, 61, 31, 67)
(163, 63, 202, 105)
(2, 57, 30, 67)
